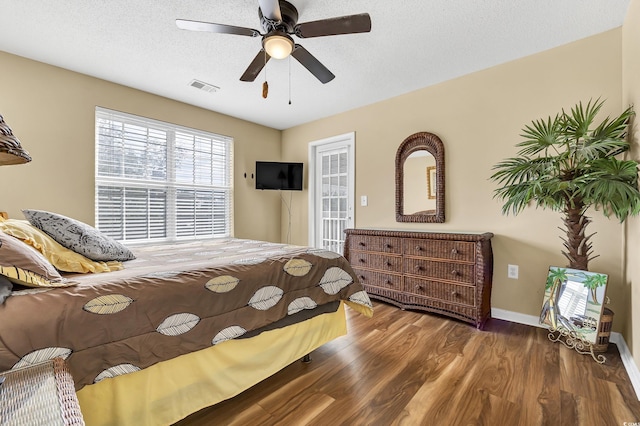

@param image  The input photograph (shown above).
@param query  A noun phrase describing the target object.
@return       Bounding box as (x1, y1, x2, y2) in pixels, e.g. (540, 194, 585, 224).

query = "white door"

(308, 133, 355, 254)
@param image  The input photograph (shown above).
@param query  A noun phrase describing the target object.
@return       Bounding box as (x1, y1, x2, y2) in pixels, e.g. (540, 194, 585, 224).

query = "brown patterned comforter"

(0, 239, 372, 390)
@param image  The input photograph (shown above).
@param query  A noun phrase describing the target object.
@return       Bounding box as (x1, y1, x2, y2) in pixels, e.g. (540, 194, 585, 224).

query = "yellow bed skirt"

(77, 302, 348, 426)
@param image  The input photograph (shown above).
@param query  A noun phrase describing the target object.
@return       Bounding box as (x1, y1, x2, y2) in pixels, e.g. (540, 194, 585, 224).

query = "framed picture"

(540, 266, 608, 345)
(426, 166, 436, 199)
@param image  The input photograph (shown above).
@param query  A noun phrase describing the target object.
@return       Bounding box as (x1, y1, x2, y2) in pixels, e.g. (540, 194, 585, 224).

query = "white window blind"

(95, 107, 233, 243)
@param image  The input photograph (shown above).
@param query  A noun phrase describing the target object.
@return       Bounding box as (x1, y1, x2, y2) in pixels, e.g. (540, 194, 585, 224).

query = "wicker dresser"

(344, 229, 494, 329)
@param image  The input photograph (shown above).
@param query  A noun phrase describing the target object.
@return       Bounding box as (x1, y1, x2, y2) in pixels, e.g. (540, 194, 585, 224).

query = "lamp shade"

(263, 33, 294, 59)
(0, 114, 31, 165)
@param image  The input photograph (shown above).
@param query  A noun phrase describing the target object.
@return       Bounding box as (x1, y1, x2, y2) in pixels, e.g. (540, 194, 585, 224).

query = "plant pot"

(593, 308, 613, 353)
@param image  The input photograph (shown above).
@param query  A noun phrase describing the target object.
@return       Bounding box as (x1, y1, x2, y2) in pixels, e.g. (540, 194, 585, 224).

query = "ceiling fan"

(176, 0, 372, 84)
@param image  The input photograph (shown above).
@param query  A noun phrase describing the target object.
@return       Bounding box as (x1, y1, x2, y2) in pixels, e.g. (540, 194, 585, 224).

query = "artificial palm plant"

(491, 99, 639, 271)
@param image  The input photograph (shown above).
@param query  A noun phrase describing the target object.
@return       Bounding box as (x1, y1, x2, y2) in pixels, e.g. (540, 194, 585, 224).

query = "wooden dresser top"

(344, 228, 493, 242)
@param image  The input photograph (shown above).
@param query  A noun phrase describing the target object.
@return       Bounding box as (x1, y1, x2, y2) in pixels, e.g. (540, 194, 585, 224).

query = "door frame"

(308, 132, 355, 249)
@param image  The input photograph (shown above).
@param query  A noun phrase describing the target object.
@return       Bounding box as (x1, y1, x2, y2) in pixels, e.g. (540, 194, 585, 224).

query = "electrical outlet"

(360, 195, 368, 206)
(508, 264, 519, 279)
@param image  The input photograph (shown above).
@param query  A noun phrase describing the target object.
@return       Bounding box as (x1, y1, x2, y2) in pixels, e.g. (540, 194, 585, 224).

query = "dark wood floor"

(175, 301, 640, 426)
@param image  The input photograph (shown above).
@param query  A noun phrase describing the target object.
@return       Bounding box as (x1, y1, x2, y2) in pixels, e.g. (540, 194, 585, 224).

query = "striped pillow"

(0, 230, 72, 288)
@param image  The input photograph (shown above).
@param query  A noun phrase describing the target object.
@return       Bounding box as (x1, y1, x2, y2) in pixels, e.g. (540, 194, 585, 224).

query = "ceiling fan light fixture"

(263, 32, 294, 59)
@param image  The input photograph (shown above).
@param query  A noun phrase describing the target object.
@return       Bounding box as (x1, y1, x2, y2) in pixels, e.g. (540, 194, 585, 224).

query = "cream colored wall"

(0, 51, 283, 243)
(282, 29, 628, 330)
(623, 0, 640, 371)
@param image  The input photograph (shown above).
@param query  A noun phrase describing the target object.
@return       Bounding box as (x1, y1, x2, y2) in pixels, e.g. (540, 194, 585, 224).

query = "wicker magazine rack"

(0, 358, 85, 425)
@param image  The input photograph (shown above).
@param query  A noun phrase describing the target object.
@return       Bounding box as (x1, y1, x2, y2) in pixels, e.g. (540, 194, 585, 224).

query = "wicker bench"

(0, 358, 84, 425)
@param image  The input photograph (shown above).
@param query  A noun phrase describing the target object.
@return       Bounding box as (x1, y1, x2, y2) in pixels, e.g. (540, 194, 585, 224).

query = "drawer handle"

(359, 242, 366, 246)
(415, 245, 422, 251)
(415, 284, 423, 291)
(386, 243, 392, 249)
(451, 248, 458, 255)
(451, 270, 459, 276)
(386, 261, 392, 267)
(415, 265, 423, 271)
(359, 258, 366, 263)
(386, 279, 393, 285)
(359, 275, 366, 281)
(451, 290, 458, 297)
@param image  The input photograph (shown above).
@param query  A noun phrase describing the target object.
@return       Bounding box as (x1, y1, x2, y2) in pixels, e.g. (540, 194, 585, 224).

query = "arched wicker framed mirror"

(395, 131, 445, 223)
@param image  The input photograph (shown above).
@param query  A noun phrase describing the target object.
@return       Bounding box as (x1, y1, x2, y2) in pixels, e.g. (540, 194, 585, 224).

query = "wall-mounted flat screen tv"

(255, 161, 303, 191)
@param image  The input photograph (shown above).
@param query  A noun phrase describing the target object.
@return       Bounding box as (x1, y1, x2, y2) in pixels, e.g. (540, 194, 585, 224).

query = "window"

(95, 107, 233, 243)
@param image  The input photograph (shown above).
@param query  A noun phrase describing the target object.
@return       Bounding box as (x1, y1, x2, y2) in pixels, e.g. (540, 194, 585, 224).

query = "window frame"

(95, 107, 234, 244)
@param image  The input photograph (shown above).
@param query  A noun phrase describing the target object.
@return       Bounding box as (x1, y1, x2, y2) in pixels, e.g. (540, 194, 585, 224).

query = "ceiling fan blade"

(240, 50, 271, 82)
(176, 19, 260, 37)
(258, 0, 282, 22)
(291, 45, 335, 84)
(295, 13, 371, 38)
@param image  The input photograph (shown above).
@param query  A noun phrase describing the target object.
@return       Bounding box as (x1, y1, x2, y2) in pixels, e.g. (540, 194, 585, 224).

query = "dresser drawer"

(364, 285, 408, 304)
(353, 268, 402, 291)
(403, 258, 475, 284)
(348, 235, 402, 254)
(403, 239, 475, 262)
(404, 295, 477, 321)
(404, 277, 475, 306)
(350, 252, 402, 272)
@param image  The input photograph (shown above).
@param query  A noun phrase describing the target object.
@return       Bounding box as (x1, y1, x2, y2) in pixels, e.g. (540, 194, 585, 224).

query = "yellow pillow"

(0, 218, 123, 274)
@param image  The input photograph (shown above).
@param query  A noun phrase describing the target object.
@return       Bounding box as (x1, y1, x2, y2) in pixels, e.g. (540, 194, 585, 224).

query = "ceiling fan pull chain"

(288, 55, 292, 105)
(262, 50, 268, 99)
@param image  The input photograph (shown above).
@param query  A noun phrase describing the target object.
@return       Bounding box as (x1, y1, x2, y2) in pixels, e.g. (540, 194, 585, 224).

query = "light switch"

(360, 195, 368, 206)
(508, 264, 519, 279)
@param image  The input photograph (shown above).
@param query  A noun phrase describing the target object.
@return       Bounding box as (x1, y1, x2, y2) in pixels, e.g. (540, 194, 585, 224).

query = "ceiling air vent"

(189, 79, 219, 93)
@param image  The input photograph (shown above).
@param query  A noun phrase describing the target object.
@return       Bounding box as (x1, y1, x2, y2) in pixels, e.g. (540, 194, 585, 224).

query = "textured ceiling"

(0, 0, 631, 130)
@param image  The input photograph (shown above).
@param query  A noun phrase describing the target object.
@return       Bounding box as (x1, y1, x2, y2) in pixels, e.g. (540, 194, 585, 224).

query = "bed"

(0, 231, 373, 425)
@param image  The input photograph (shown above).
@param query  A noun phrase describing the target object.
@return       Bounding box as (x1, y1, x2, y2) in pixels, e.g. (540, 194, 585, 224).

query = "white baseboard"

(492, 308, 640, 400)
(609, 332, 640, 400)
(492, 308, 545, 329)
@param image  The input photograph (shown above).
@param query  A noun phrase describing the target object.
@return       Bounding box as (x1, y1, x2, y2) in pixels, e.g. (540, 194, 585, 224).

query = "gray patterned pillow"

(22, 210, 135, 262)
(0, 275, 12, 304)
